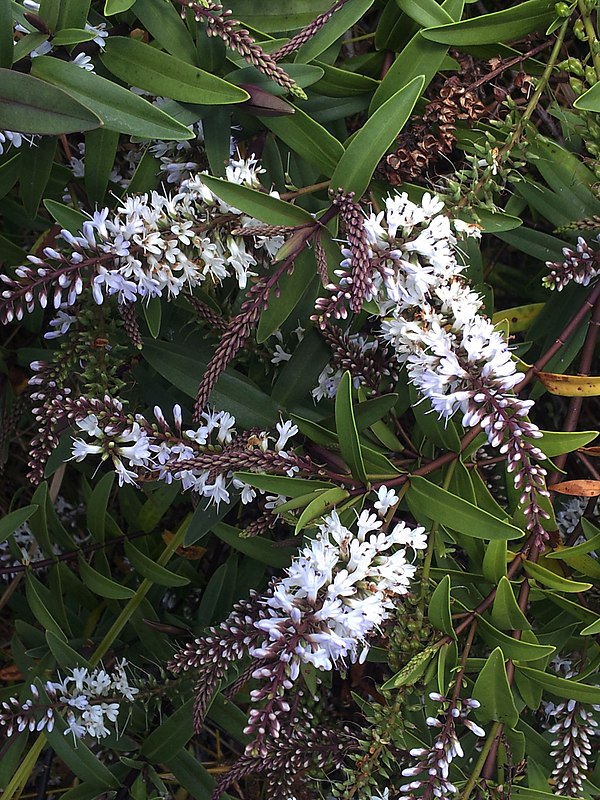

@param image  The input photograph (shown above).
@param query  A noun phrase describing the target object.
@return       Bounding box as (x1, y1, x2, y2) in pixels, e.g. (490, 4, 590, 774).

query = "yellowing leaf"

(537, 372, 600, 396)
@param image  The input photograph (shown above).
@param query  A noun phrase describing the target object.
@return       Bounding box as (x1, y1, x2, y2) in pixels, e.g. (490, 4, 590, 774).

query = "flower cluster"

(170, 505, 426, 757)
(0, 661, 138, 741)
(399, 693, 486, 800)
(548, 696, 600, 797)
(56, 396, 300, 506)
(544, 236, 600, 291)
(319, 191, 549, 536)
(0, 157, 281, 330)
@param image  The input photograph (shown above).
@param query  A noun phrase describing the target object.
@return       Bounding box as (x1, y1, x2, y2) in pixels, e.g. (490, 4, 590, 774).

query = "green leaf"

(78, 555, 135, 599)
(56, 0, 91, 29)
(200, 174, 313, 226)
(39, 0, 60, 30)
(44, 198, 87, 233)
(370, 0, 464, 112)
(261, 106, 345, 177)
(124, 541, 190, 587)
(516, 666, 600, 704)
(0, 68, 101, 134)
(428, 575, 455, 637)
(25, 573, 65, 639)
(51, 28, 97, 46)
(408, 476, 523, 540)
(312, 62, 379, 97)
(395, 0, 453, 27)
(31, 57, 194, 140)
(257, 249, 317, 342)
(491, 577, 532, 631)
(86, 472, 114, 543)
(421, 0, 556, 45)
(142, 296, 161, 339)
(227, 0, 333, 31)
(581, 617, 600, 635)
(233, 472, 335, 497)
(331, 76, 424, 197)
(335, 371, 368, 483)
(20, 136, 56, 218)
(0, 0, 13, 68)
(295, 0, 375, 63)
(536, 429, 598, 458)
(574, 81, 600, 112)
(163, 749, 221, 800)
(185, 495, 235, 545)
(84, 128, 120, 204)
(104, 0, 135, 12)
(0, 505, 38, 544)
(545, 525, 600, 560)
(132, 0, 197, 62)
(477, 616, 553, 661)
(481, 539, 507, 584)
(354, 394, 400, 429)
(212, 522, 295, 568)
(523, 560, 592, 592)
(294, 488, 351, 534)
(473, 647, 519, 727)
(46, 630, 91, 670)
(141, 338, 279, 429)
(101, 38, 248, 105)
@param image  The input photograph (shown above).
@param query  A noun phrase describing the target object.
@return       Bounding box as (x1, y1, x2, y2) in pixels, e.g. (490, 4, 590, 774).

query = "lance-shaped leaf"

(492, 302, 545, 333)
(428, 575, 455, 637)
(477, 616, 553, 661)
(0, 68, 101, 134)
(523, 559, 592, 592)
(491, 577, 532, 631)
(234, 472, 335, 497)
(575, 81, 600, 113)
(421, 0, 556, 45)
(473, 647, 519, 727)
(408, 476, 523, 540)
(396, 0, 453, 27)
(534, 429, 598, 458)
(200, 174, 314, 226)
(0, 0, 12, 68)
(537, 372, 600, 397)
(124, 541, 190, 587)
(261, 105, 345, 177)
(370, 0, 463, 112)
(516, 666, 600, 704)
(330, 75, 424, 197)
(101, 37, 249, 105)
(549, 479, 600, 497)
(212, 522, 296, 567)
(132, 0, 197, 62)
(31, 57, 193, 140)
(0, 504, 38, 544)
(78, 555, 136, 599)
(294, 0, 375, 63)
(335, 371, 368, 484)
(482, 538, 508, 583)
(294, 487, 351, 534)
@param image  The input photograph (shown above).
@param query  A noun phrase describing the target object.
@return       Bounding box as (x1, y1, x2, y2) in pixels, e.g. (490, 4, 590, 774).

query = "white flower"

(274, 419, 298, 452)
(271, 344, 292, 364)
(72, 52, 94, 71)
(373, 485, 398, 516)
(202, 474, 230, 508)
